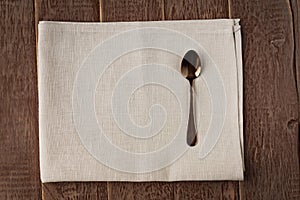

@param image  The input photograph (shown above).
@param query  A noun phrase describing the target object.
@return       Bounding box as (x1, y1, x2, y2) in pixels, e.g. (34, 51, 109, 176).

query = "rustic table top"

(0, 0, 299, 199)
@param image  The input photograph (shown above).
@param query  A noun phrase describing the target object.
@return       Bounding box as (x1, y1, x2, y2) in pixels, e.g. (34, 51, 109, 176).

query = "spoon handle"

(187, 85, 197, 146)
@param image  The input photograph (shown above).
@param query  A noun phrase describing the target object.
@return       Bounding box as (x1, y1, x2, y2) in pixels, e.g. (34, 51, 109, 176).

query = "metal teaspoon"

(181, 50, 202, 146)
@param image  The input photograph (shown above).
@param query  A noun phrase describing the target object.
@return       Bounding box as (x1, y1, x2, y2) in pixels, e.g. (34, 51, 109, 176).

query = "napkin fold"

(38, 19, 244, 182)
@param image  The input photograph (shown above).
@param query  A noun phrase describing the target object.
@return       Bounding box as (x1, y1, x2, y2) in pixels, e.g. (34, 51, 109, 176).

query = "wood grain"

(42, 182, 108, 200)
(102, 1, 172, 199)
(174, 181, 238, 200)
(230, 0, 300, 199)
(37, 0, 100, 21)
(36, 0, 108, 199)
(0, 0, 41, 199)
(102, 0, 163, 22)
(108, 182, 173, 200)
(164, 0, 229, 20)
(164, 0, 239, 199)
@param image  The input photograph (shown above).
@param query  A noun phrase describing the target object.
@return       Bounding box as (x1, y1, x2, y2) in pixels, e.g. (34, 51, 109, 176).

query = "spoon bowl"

(181, 50, 202, 84)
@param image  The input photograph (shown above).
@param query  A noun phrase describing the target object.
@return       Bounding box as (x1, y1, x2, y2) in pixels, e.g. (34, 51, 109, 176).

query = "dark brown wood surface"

(0, 0, 299, 199)
(230, 0, 300, 199)
(0, 0, 41, 199)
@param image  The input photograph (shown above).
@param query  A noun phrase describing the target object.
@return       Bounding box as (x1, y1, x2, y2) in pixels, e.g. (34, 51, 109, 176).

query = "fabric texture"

(38, 19, 244, 182)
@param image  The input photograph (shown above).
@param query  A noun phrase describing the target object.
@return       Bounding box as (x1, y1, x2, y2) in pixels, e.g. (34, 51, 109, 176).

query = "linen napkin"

(38, 19, 244, 182)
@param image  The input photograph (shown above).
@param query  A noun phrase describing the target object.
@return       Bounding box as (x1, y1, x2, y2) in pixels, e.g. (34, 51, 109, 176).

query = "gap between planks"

(100, 0, 103, 22)
(228, 0, 232, 18)
(288, 0, 300, 116)
(161, 0, 165, 20)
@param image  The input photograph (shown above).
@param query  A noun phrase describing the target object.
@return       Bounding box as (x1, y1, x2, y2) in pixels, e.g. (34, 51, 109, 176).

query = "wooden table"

(0, 0, 299, 199)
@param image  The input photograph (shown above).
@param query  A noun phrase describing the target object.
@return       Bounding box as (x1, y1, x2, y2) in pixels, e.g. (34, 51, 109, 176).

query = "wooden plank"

(164, 0, 239, 199)
(37, 0, 100, 21)
(230, 0, 300, 199)
(0, 0, 39, 199)
(102, 0, 163, 21)
(101, 1, 175, 199)
(108, 182, 173, 200)
(164, 0, 229, 20)
(174, 181, 238, 200)
(0, 0, 41, 199)
(36, 0, 108, 199)
(42, 183, 108, 200)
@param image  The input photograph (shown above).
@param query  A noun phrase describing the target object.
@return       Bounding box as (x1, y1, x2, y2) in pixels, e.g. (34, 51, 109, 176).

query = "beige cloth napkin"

(38, 19, 244, 182)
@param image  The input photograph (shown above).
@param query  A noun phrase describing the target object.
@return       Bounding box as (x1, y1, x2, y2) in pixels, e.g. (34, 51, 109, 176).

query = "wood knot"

(270, 38, 285, 49)
(287, 119, 298, 129)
